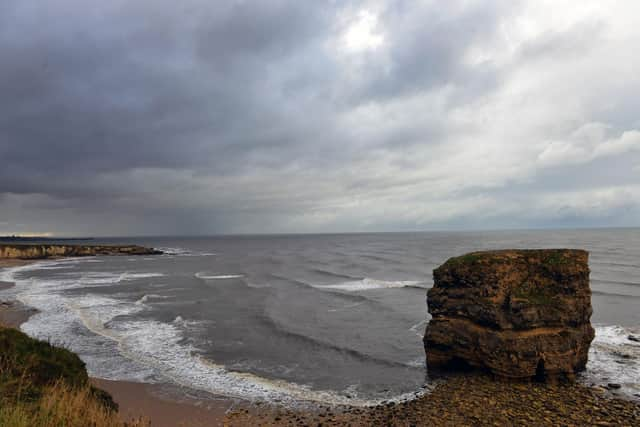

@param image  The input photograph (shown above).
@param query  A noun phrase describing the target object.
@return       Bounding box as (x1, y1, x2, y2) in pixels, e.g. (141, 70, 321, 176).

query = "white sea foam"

(408, 319, 428, 338)
(98, 317, 424, 406)
(5, 260, 637, 405)
(120, 272, 164, 280)
(135, 294, 167, 305)
(583, 325, 640, 398)
(195, 272, 244, 280)
(158, 247, 216, 257)
(2, 266, 156, 382)
(321, 278, 427, 292)
(1, 260, 416, 406)
(72, 271, 164, 286)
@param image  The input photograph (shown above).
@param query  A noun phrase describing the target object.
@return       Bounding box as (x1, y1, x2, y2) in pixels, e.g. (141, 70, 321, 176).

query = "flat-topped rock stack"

(0, 244, 163, 259)
(424, 249, 595, 381)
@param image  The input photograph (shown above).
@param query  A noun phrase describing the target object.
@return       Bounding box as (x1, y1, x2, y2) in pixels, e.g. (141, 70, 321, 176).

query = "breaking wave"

(320, 278, 428, 292)
(0, 260, 422, 406)
(583, 325, 640, 399)
(158, 247, 217, 257)
(195, 272, 244, 280)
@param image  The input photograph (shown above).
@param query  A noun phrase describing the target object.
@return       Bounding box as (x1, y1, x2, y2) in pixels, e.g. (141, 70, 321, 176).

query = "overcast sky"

(1, 0, 639, 236)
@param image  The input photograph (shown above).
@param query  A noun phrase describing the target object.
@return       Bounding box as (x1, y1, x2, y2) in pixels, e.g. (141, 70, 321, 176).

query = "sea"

(1, 229, 639, 404)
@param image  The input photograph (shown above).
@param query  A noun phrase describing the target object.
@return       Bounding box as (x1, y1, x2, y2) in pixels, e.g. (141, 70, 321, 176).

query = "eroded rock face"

(424, 249, 595, 380)
(0, 244, 163, 259)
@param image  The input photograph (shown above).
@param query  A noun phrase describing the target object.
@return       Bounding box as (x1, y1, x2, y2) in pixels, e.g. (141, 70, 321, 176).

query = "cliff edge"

(424, 249, 595, 380)
(0, 244, 162, 259)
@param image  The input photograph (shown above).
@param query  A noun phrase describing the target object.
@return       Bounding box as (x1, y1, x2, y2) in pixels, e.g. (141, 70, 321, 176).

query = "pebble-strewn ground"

(225, 375, 640, 426)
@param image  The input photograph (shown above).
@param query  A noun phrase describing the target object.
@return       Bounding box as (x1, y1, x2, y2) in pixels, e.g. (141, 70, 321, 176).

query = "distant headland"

(0, 235, 93, 242)
(0, 243, 163, 259)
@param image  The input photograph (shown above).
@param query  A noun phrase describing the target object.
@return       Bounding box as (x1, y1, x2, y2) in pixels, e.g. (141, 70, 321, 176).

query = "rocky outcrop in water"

(0, 244, 162, 259)
(424, 249, 595, 380)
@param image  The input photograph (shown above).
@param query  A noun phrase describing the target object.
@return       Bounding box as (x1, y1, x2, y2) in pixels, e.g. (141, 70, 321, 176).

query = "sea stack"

(424, 249, 595, 381)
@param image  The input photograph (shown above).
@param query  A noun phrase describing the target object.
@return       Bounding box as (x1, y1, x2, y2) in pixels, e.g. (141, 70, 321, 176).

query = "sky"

(1, 0, 639, 236)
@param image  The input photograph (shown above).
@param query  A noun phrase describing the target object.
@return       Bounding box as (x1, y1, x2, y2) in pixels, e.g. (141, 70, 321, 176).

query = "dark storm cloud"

(0, 1, 334, 185)
(1, 0, 639, 235)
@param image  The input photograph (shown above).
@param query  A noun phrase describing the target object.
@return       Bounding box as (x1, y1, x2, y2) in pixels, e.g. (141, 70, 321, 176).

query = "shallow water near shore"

(1, 229, 639, 404)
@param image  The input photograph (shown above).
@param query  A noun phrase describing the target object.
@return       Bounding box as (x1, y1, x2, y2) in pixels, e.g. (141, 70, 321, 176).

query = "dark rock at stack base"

(424, 249, 595, 381)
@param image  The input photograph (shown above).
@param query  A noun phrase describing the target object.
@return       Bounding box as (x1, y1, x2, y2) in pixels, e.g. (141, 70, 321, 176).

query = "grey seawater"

(1, 229, 639, 404)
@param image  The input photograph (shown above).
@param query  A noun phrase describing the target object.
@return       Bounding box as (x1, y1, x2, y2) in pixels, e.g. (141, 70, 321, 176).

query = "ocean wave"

(310, 268, 363, 281)
(591, 290, 640, 299)
(269, 275, 371, 303)
(583, 325, 640, 399)
(135, 294, 168, 305)
(6, 269, 157, 383)
(258, 314, 418, 370)
(358, 254, 394, 262)
(76, 302, 415, 405)
(158, 247, 217, 257)
(195, 272, 244, 280)
(120, 272, 164, 280)
(2, 262, 425, 406)
(327, 301, 366, 312)
(71, 271, 164, 286)
(320, 278, 428, 292)
(591, 278, 640, 288)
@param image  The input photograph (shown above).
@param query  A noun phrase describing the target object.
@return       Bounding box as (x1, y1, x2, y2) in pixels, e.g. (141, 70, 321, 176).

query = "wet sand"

(91, 378, 233, 427)
(0, 297, 37, 328)
(0, 259, 39, 327)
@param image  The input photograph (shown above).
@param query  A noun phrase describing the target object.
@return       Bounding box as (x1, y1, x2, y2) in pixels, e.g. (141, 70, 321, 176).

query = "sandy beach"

(91, 379, 233, 427)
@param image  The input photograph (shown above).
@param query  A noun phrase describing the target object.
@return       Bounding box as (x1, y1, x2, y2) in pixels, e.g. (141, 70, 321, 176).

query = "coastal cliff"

(0, 244, 162, 259)
(424, 249, 595, 380)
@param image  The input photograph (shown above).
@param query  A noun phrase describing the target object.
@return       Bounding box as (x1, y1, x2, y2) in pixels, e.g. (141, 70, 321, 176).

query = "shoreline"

(0, 259, 234, 426)
(0, 259, 39, 327)
(91, 378, 233, 427)
(2, 257, 639, 425)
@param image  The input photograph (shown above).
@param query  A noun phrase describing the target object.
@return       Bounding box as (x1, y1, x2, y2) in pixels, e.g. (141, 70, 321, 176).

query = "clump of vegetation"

(512, 285, 558, 306)
(443, 252, 483, 267)
(0, 326, 147, 426)
(544, 251, 569, 266)
(0, 380, 147, 427)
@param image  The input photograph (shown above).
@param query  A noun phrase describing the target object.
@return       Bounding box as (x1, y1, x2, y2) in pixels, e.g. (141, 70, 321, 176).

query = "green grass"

(442, 252, 483, 268)
(0, 326, 147, 426)
(544, 251, 569, 266)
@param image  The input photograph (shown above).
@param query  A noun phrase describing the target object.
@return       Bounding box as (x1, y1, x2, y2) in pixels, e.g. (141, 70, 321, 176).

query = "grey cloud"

(1, 0, 639, 235)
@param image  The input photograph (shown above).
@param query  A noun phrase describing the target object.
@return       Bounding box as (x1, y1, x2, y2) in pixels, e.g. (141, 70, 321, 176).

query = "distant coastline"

(0, 236, 94, 243)
(0, 243, 162, 259)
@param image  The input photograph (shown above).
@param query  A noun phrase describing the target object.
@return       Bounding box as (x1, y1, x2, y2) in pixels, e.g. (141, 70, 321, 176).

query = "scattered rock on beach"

(224, 375, 640, 426)
(424, 249, 595, 380)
